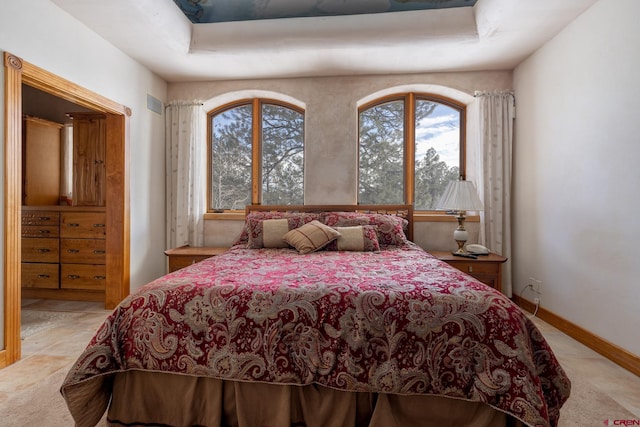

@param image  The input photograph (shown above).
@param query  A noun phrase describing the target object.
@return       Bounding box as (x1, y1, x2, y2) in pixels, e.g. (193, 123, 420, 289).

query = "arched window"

(208, 98, 305, 211)
(358, 93, 465, 211)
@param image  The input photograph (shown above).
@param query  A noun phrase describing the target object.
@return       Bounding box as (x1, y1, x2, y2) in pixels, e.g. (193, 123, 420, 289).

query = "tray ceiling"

(173, 0, 477, 24)
(50, 0, 600, 82)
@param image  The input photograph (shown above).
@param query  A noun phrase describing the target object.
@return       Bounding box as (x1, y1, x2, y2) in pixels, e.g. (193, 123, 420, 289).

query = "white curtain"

(475, 91, 515, 297)
(166, 101, 206, 249)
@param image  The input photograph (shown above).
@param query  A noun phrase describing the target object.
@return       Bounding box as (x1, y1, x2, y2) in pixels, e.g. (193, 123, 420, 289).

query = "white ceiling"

(51, 0, 599, 83)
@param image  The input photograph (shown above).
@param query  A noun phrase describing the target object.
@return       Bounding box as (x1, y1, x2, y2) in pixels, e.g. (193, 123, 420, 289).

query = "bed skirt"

(105, 371, 525, 427)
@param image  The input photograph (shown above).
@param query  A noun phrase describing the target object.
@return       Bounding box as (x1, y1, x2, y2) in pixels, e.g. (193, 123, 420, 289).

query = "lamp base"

(453, 211, 469, 254)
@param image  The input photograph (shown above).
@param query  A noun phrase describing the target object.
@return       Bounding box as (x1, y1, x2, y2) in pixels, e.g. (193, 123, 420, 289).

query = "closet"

(21, 107, 108, 302)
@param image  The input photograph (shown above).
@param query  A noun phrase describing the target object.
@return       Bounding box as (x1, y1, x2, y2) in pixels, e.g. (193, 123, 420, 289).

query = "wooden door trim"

(2, 51, 130, 367)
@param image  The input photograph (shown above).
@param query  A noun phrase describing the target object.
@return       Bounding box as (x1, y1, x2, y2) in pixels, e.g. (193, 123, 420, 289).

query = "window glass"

(414, 100, 461, 210)
(261, 104, 304, 205)
(358, 100, 405, 205)
(358, 94, 464, 210)
(209, 100, 304, 210)
(211, 104, 252, 210)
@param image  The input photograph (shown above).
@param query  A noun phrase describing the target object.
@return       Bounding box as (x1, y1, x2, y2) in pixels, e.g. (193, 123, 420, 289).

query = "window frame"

(357, 92, 466, 211)
(207, 98, 305, 212)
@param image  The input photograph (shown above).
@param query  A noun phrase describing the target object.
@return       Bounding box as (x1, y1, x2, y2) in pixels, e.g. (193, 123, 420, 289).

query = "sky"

(415, 104, 460, 167)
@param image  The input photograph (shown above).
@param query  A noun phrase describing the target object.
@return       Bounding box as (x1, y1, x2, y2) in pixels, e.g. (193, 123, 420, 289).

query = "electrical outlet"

(528, 277, 542, 295)
(534, 279, 542, 295)
(533, 297, 540, 305)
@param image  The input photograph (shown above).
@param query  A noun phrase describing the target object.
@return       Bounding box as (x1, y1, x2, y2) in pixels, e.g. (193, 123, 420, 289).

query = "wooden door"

(71, 113, 106, 206)
(23, 116, 62, 205)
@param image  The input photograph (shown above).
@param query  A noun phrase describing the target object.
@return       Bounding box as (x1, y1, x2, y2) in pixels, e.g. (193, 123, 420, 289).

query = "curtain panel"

(475, 91, 515, 297)
(166, 101, 206, 249)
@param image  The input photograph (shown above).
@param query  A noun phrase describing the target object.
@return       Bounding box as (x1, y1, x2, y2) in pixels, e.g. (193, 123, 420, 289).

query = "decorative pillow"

(325, 225, 380, 252)
(320, 212, 409, 247)
(244, 212, 321, 248)
(283, 221, 341, 254)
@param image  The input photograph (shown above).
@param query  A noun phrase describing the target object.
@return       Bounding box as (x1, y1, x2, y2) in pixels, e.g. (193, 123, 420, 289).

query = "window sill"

(203, 211, 245, 221)
(203, 211, 480, 223)
(414, 212, 480, 222)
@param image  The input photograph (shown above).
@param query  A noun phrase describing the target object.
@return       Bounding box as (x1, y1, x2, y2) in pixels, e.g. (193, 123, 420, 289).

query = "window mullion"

(251, 98, 261, 204)
(405, 94, 415, 206)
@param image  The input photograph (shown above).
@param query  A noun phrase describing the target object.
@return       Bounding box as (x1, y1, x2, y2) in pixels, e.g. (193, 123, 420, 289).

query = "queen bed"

(61, 205, 570, 427)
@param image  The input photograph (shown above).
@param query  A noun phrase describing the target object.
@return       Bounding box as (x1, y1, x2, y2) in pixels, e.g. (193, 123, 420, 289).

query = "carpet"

(558, 373, 637, 426)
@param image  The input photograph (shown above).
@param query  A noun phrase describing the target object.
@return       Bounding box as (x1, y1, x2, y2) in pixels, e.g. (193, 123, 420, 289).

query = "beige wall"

(0, 0, 168, 347)
(169, 71, 511, 250)
(513, 0, 640, 356)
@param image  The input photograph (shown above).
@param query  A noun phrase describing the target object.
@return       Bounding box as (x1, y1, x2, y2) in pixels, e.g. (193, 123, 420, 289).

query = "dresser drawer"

(61, 212, 106, 239)
(22, 238, 60, 263)
(21, 211, 60, 227)
(21, 262, 59, 289)
(22, 225, 60, 238)
(61, 264, 106, 290)
(61, 239, 106, 264)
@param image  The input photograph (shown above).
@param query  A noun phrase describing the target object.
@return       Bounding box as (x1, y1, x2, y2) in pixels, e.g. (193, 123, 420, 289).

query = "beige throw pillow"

(283, 220, 341, 254)
(335, 226, 367, 251)
(262, 218, 291, 248)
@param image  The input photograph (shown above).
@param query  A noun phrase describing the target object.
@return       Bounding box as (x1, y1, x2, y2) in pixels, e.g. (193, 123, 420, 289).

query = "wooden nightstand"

(164, 245, 228, 272)
(430, 251, 508, 292)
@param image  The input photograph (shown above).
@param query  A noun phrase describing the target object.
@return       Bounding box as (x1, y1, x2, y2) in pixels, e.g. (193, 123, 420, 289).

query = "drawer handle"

(37, 248, 51, 253)
(67, 274, 80, 279)
(37, 274, 50, 279)
(94, 275, 106, 280)
(38, 216, 51, 221)
(93, 223, 106, 228)
(67, 223, 80, 227)
(38, 229, 50, 234)
(67, 249, 80, 253)
(93, 250, 106, 254)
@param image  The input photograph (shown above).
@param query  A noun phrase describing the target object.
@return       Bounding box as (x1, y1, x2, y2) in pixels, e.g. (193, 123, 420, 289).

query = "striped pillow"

(283, 220, 341, 254)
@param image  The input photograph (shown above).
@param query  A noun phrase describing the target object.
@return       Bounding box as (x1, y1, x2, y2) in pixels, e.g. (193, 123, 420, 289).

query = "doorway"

(2, 52, 130, 367)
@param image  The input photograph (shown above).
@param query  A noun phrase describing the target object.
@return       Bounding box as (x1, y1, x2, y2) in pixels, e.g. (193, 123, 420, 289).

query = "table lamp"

(436, 179, 484, 255)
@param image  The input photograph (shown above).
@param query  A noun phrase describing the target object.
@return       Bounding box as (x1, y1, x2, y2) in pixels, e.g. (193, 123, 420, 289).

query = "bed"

(60, 204, 570, 427)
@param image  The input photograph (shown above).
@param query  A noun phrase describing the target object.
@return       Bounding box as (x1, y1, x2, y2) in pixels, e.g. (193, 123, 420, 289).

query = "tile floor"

(1, 299, 639, 423)
(0, 299, 110, 405)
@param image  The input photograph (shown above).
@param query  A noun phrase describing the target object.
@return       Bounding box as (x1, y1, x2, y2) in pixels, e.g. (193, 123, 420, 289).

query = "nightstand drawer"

(429, 251, 507, 293)
(446, 261, 498, 275)
(164, 246, 228, 273)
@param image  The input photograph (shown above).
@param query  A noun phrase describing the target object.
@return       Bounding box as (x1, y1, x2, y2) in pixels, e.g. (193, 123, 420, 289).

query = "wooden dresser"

(22, 207, 106, 301)
(21, 210, 60, 290)
(60, 211, 107, 292)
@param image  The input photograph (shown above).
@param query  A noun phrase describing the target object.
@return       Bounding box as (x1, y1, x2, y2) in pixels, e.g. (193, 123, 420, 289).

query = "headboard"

(245, 204, 414, 242)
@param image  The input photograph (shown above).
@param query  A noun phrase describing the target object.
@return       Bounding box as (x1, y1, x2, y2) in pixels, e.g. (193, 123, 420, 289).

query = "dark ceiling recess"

(173, 0, 477, 24)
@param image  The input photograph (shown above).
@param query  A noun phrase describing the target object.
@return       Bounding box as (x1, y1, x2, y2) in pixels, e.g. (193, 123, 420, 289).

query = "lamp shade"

(437, 180, 484, 211)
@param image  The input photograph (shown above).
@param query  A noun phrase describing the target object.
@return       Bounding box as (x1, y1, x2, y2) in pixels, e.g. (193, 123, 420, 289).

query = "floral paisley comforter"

(61, 243, 570, 427)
